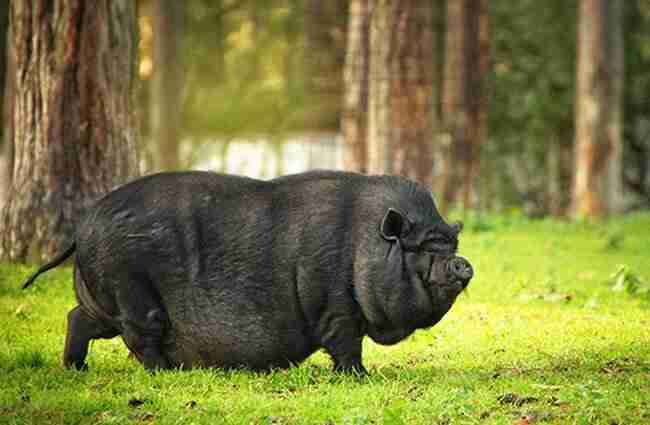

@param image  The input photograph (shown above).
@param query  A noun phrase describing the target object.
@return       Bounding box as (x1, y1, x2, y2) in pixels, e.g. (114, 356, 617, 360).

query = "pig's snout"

(446, 256, 473, 288)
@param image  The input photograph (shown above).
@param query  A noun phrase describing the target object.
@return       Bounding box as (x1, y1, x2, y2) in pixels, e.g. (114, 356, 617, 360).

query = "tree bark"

(604, 0, 624, 213)
(366, 0, 435, 183)
(151, 0, 183, 171)
(367, 0, 393, 175)
(0, 1, 11, 204)
(341, 0, 369, 173)
(304, 0, 347, 131)
(0, 0, 7, 146)
(438, 0, 488, 209)
(0, 0, 139, 263)
(571, 0, 624, 217)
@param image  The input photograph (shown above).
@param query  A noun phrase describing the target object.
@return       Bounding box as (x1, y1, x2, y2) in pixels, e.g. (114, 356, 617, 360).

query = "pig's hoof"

(334, 363, 368, 378)
(142, 353, 171, 373)
(65, 361, 89, 371)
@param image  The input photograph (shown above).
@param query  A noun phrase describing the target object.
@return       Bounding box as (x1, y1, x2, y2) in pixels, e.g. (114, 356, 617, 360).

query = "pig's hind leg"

(64, 305, 119, 370)
(64, 267, 119, 370)
(116, 275, 172, 371)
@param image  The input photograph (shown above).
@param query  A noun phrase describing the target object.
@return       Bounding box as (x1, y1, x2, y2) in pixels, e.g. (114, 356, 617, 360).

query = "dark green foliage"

(608, 265, 650, 302)
(623, 1, 650, 205)
(486, 0, 576, 212)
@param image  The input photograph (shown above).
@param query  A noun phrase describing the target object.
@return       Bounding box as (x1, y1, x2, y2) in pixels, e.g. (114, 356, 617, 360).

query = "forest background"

(0, 0, 649, 260)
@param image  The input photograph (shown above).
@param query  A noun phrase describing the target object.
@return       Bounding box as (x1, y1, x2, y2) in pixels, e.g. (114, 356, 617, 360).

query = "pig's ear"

(380, 208, 411, 241)
(451, 221, 463, 235)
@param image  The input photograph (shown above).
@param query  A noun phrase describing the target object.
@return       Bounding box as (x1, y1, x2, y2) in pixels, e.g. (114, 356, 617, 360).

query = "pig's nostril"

(447, 257, 473, 282)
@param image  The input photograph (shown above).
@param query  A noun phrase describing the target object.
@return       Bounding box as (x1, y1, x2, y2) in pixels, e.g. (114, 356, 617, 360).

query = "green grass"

(1, 213, 649, 424)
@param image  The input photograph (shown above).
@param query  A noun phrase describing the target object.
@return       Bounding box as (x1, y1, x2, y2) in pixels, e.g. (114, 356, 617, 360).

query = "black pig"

(22, 170, 473, 373)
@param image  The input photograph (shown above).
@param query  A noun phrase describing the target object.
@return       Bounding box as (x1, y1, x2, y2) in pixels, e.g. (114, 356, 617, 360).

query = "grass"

(1, 213, 649, 424)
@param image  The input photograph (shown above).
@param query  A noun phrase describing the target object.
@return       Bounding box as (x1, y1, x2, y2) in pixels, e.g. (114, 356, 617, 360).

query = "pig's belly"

(160, 301, 316, 370)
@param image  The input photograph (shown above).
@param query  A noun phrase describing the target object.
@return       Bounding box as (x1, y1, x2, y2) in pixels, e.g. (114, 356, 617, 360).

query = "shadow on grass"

(2, 342, 647, 393)
(371, 344, 650, 386)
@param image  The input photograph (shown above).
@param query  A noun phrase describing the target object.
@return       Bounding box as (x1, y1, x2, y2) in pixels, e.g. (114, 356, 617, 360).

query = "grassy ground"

(0, 213, 649, 424)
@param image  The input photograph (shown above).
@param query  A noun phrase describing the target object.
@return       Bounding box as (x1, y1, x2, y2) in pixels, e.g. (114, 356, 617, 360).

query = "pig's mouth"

(425, 256, 473, 298)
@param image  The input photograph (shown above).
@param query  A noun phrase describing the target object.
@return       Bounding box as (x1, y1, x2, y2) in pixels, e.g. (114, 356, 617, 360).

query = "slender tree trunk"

(341, 0, 369, 173)
(367, 0, 393, 175)
(151, 0, 183, 171)
(465, 0, 489, 208)
(604, 0, 624, 213)
(439, 0, 488, 209)
(438, 0, 466, 205)
(0, 0, 7, 146)
(367, 0, 434, 183)
(430, 0, 446, 198)
(391, 0, 435, 182)
(0, 0, 139, 263)
(214, 0, 226, 84)
(572, 0, 624, 217)
(547, 135, 563, 216)
(0, 1, 11, 204)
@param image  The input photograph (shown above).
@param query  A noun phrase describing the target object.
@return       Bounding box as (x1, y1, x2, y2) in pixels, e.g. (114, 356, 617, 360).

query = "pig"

(22, 170, 473, 374)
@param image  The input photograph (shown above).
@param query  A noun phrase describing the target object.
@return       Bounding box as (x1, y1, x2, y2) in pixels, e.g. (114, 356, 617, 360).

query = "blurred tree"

(438, 0, 489, 209)
(571, 0, 624, 217)
(365, 0, 435, 183)
(341, 0, 369, 173)
(0, 1, 6, 146)
(488, 0, 576, 215)
(0, 1, 140, 262)
(1, 1, 11, 201)
(180, 1, 310, 144)
(623, 0, 650, 208)
(304, 0, 346, 130)
(151, 0, 183, 171)
(604, 0, 624, 213)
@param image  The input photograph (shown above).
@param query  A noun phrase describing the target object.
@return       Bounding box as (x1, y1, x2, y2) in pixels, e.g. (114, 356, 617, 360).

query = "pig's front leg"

(321, 317, 368, 376)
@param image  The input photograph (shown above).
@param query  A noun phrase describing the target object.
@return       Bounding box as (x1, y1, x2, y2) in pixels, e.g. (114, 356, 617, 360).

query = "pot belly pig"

(22, 170, 473, 374)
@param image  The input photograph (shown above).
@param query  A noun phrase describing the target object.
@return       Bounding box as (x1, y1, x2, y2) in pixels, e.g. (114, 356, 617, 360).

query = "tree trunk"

(604, 0, 624, 213)
(439, 0, 488, 209)
(0, 0, 7, 146)
(341, 0, 369, 173)
(151, 0, 183, 171)
(367, 0, 393, 175)
(571, 0, 624, 217)
(0, 0, 140, 263)
(304, 0, 347, 131)
(367, 0, 434, 183)
(0, 1, 11, 204)
(546, 135, 563, 216)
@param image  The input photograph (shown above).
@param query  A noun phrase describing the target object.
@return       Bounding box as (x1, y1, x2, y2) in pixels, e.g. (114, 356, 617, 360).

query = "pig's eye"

(421, 236, 451, 252)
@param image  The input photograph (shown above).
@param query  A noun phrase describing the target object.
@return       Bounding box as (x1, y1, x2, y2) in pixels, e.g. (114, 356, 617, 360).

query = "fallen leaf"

(14, 305, 29, 319)
(128, 398, 146, 408)
(498, 393, 539, 406)
(600, 358, 635, 374)
(138, 411, 155, 422)
(512, 410, 553, 424)
(518, 292, 572, 303)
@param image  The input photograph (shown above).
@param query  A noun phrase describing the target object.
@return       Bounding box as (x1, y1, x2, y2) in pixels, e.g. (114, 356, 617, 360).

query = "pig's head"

(354, 193, 473, 346)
